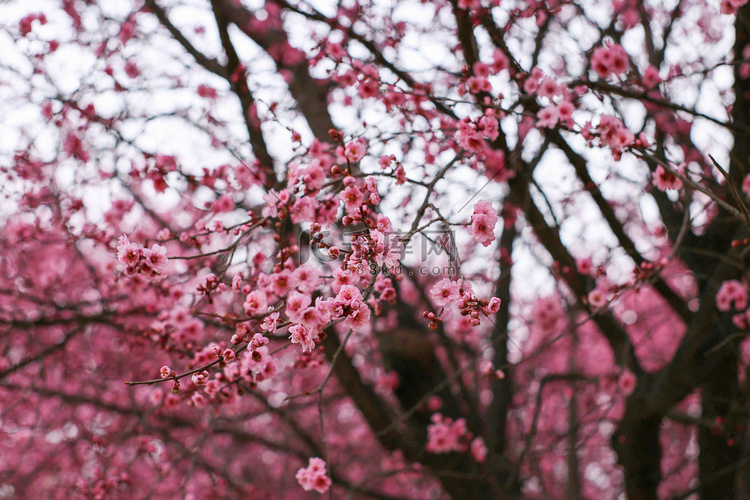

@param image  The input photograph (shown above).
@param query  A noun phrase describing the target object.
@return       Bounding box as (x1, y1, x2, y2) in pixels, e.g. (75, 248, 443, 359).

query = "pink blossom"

(467, 200, 498, 247)
(344, 141, 366, 162)
(537, 77, 560, 99)
(197, 84, 217, 99)
(332, 267, 357, 293)
(536, 106, 559, 128)
(485, 297, 502, 314)
(479, 115, 499, 140)
(653, 165, 682, 191)
(212, 194, 234, 212)
(301, 163, 326, 190)
(291, 264, 320, 293)
(466, 76, 491, 94)
(344, 304, 371, 331)
(286, 291, 312, 322)
(124, 60, 140, 78)
(243, 291, 268, 316)
(470, 214, 496, 247)
(298, 306, 324, 329)
(142, 244, 167, 274)
(588, 284, 609, 309)
(376, 214, 392, 232)
(117, 235, 141, 268)
(358, 78, 379, 99)
(618, 369, 637, 396)
(336, 284, 362, 305)
(340, 185, 364, 212)
(260, 312, 279, 332)
(533, 296, 564, 332)
(249, 333, 270, 352)
(269, 269, 292, 296)
(473, 200, 497, 221)
(191, 370, 209, 387)
(458, 128, 485, 153)
(471, 437, 488, 462)
(598, 115, 634, 159)
(291, 196, 316, 223)
(261, 190, 281, 217)
(577, 257, 593, 275)
(375, 371, 400, 393)
(720, 0, 748, 15)
(430, 278, 461, 308)
(492, 48, 508, 73)
(716, 280, 748, 311)
(372, 231, 403, 270)
(642, 66, 662, 88)
(473, 62, 490, 77)
(555, 101, 575, 127)
(742, 173, 750, 199)
(289, 323, 317, 352)
(592, 43, 629, 79)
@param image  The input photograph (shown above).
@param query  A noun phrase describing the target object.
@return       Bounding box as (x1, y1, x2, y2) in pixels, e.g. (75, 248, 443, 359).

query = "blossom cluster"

(295, 457, 332, 494)
(287, 283, 372, 352)
(468, 200, 498, 247)
(428, 278, 501, 327)
(591, 42, 629, 79)
(456, 112, 501, 154)
(582, 115, 635, 160)
(116, 235, 167, 278)
(426, 413, 487, 462)
(426, 413, 469, 453)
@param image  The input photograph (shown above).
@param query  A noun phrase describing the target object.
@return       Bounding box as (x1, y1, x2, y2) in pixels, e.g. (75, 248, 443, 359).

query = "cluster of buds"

(197, 272, 226, 298)
(210, 344, 237, 366)
(339, 176, 381, 219)
(272, 244, 299, 267)
(479, 360, 505, 380)
(422, 311, 444, 330)
(308, 222, 341, 260)
(458, 296, 502, 327)
(631, 258, 669, 287)
(231, 325, 270, 361)
(292, 350, 325, 370)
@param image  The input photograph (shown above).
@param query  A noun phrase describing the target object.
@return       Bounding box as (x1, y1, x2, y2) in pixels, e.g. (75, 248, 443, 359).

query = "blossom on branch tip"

(296, 458, 331, 494)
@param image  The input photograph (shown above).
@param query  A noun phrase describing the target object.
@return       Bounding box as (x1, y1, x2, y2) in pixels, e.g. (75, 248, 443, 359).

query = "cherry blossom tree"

(1, 0, 749, 498)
